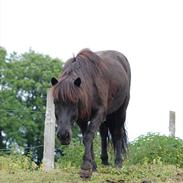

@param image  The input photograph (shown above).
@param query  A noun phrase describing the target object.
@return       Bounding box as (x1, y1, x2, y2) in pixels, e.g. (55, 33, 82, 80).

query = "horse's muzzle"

(57, 131, 71, 145)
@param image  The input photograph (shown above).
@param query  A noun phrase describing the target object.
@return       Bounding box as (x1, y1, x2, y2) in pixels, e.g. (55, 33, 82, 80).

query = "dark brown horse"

(51, 49, 131, 178)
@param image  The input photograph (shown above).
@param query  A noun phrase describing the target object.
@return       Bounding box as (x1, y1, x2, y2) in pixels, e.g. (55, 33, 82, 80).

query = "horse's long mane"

(52, 49, 108, 119)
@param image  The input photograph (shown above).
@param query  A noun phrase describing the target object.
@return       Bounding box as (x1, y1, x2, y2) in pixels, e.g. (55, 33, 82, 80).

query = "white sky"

(0, 0, 182, 141)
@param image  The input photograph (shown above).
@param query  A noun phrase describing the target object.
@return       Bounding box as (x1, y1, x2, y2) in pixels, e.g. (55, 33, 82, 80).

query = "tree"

(0, 48, 63, 163)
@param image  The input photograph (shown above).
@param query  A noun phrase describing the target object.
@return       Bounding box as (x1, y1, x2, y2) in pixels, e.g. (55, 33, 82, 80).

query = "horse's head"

(51, 77, 81, 145)
(54, 100, 78, 145)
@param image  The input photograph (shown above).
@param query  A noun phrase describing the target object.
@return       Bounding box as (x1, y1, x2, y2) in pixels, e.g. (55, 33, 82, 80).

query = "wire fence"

(0, 145, 44, 152)
(0, 109, 46, 114)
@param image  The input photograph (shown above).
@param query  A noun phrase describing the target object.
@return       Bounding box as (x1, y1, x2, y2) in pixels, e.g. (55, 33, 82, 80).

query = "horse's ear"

(51, 77, 58, 86)
(74, 77, 81, 87)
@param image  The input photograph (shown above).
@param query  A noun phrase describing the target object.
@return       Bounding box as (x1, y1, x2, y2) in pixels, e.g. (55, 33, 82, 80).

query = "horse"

(51, 49, 131, 178)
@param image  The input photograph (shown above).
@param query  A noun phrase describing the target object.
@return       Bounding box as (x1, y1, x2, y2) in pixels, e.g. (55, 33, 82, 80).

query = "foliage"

(0, 153, 37, 172)
(0, 47, 63, 163)
(56, 135, 102, 168)
(127, 133, 183, 167)
(56, 133, 183, 170)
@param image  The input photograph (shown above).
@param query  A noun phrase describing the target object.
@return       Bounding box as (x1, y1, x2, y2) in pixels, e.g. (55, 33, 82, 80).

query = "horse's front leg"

(77, 121, 97, 171)
(80, 109, 105, 179)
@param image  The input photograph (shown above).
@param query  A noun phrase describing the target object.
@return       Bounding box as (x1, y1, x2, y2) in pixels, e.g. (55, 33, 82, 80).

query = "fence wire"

(0, 109, 46, 114)
(0, 145, 44, 152)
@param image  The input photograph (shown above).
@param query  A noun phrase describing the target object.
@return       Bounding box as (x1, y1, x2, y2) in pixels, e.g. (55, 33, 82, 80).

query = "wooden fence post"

(43, 89, 55, 171)
(169, 111, 176, 137)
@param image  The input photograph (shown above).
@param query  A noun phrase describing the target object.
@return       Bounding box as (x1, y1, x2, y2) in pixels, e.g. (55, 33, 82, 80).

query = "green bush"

(56, 139, 83, 168)
(56, 135, 102, 168)
(127, 133, 183, 167)
(0, 153, 38, 172)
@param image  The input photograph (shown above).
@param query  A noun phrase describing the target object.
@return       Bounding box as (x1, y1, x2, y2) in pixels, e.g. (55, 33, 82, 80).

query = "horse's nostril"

(64, 132, 69, 139)
(57, 131, 70, 140)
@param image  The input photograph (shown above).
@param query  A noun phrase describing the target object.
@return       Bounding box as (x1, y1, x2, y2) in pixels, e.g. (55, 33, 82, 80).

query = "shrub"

(0, 153, 38, 172)
(127, 133, 183, 167)
(56, 135, 102, 168)
(56, 139, 83, 168)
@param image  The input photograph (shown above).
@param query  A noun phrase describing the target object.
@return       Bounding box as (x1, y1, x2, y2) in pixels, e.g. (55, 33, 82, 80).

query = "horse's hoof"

(80, 168, 92, 179)
(115, 164, 122, 169)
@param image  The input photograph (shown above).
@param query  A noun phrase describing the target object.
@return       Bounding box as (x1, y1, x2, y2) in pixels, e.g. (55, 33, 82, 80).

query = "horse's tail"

(121, 123, 128, 158)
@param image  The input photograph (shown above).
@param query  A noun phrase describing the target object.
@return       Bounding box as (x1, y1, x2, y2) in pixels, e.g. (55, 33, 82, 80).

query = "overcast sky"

(0, 0, 182, 140)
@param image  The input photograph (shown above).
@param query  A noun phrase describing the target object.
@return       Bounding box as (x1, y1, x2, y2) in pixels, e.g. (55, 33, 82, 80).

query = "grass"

(1, 164, 183, 183)
(1, 134, 183, 182)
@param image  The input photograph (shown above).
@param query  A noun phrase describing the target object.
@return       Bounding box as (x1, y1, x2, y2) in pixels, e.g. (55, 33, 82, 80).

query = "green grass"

(0, 164, 183, 183)
(1, 133, 183, 182)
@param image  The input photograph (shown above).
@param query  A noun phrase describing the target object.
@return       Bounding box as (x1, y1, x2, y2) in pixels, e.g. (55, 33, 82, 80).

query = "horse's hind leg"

(114, 114, 127, 167)
(108, 102, 128, 168)
(108, 116, 125, 167)
(99, 122, 109, 165)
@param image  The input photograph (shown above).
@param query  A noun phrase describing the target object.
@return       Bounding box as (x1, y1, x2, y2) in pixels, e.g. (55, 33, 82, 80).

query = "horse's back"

(96, 50, 131, 87)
